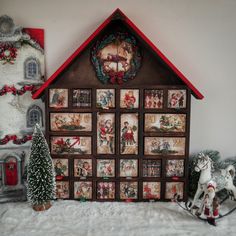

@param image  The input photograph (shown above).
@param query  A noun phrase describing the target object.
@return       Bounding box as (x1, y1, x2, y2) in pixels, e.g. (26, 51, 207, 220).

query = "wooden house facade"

(33, 9, 203, 201)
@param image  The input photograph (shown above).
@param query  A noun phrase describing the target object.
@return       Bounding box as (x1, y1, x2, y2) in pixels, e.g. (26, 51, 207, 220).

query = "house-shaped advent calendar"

(33, 9, 203, 202)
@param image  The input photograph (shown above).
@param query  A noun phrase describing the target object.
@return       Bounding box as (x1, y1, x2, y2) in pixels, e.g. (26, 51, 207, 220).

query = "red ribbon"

(109, 71, 124, 84)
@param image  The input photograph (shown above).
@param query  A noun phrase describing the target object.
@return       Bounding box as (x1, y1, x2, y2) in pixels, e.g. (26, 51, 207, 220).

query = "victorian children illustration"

(97, 113, 115, 154)
(74, 181, 92, 199)
(74, 159, 92, 177)
(97, 160, 115, 177)
(49, 89, 68, 108)
(120, 159, 138, 177)
(56, 181, 70, 199)
(96, 89, 115, 109)
(53, 159, 68, 178)
(120, 89, 139, 109)
(120, 113, 138, 155)
(168, 90, 186, 109)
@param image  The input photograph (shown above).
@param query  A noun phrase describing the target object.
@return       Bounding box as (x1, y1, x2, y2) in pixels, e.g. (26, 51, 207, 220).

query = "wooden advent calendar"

(33, 9, 203, 201)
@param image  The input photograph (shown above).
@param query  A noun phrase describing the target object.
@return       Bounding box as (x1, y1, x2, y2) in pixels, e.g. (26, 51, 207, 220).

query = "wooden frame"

(120, 89, 139, 109)
(96, 181, 116, 200)
(165, 159, 185, 178)
(144, 137, 186, 156)
(50, 112, 92, 132)
(53, 158, 69, 179)
(96, 89, 115, 109)
(119, 159, 138, 178)
(74, 181, 93, 200)
(165, 181, 184, 200)
(46, 84, 191, 202)
(142, 181, 161, 200)
(50, 136, 92, 155)
(144, 113, 186, 133)
(72, 89, 92, 108)
(49, 88, 68, 108)
(74, 158, 93, 177)
(38, 9, 201, 202)
(96, 159, 115, 178)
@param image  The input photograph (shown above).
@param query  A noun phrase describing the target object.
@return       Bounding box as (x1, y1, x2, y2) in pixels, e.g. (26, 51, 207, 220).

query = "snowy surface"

(0, 200, 236, 236)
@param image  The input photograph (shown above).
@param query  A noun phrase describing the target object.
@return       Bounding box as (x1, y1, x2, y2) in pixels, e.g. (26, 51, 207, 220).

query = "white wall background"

(1, 0, 236, 158)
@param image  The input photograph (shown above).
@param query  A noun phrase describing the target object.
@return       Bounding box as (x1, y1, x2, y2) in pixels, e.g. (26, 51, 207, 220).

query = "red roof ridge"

(32, 8, 203, 99)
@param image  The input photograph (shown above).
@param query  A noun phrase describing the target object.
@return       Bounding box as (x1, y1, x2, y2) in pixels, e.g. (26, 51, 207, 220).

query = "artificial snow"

(0, 200, 236, 236)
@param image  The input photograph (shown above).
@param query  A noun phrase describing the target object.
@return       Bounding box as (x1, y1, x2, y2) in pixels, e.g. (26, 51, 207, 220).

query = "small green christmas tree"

(27, 123, 56, 211)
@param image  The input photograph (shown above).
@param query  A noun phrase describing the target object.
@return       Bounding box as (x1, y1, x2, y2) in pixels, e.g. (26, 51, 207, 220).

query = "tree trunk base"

(32, 202, 52, 211)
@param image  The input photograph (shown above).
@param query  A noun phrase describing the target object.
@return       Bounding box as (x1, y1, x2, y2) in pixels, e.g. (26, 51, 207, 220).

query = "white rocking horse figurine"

(191, 152, 236, 211)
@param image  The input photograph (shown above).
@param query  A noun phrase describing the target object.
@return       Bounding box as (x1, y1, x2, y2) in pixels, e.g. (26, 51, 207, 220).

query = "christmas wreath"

(0, 43, 17, 64)
(91, 32, 142, 84)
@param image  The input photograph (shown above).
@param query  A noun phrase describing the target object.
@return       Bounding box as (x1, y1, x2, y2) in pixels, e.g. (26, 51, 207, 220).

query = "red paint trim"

(33, 8, 203, 99)
(123, 16, 204, 99)
(32, 11, 114, 99)
(23, 28, 44, 49)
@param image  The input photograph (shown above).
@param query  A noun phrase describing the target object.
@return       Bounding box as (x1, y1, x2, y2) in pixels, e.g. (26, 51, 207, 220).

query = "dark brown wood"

(46, 85, 190, 202)
(45, 22, 192, 202)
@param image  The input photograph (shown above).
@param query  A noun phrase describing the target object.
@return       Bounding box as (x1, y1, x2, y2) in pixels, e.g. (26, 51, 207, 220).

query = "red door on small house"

(5, 159, 18, 186)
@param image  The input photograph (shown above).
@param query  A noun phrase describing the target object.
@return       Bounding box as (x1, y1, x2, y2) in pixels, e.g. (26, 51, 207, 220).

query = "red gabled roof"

(32, 8, 203, 99)
(23, 28, 44, 49)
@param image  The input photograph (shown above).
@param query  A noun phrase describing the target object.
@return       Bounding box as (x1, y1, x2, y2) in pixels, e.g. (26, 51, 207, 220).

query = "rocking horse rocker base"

(174, 194, 236, 226)
(175, 152, 236, 226)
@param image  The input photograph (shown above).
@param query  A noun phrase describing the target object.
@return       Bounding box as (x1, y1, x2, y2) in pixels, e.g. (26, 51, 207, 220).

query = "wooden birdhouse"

(33, 9, 203, 202)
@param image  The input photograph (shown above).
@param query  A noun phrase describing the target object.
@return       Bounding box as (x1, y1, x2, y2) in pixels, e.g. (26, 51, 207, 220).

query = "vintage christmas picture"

(143, 182, 161, 199)
(120, 113, 138, 155)
(120, 182, 138, 199)
(97, 113, 115, 154)
(49, 89, 68, 108)
(51, 136, 92, 155)
(56, 181, 70, 199)
(144, 137, 185, 156)
(168, 90, 187, 109)
(144, 113, 186, 133)
(91, 32, 141, 84)
(74, 159, 93, 177)
(165, 182, 184, 200)
(96, 89, 115, 109)
(120, 89, 139, 109)
(97, 159, 115, 177)
(119, 159, 138, 177)
(97, 182, 115, 199)
(165, 159, 184, 177)
(144, 89, 163, 109)
(72, 89, 92, 108)
(50, 113, 92, 132)
(74, 181, 93, 199)
(142, 160, 161, 177)
(53, 158, 69, 178)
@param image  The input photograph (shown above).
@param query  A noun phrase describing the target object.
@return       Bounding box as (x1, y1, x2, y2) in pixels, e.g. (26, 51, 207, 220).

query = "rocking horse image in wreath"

(175, 152, 236, 226)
